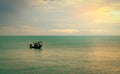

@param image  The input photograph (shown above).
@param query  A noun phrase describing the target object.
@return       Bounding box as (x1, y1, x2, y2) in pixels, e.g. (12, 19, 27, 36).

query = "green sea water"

(0, 36, 120, 74)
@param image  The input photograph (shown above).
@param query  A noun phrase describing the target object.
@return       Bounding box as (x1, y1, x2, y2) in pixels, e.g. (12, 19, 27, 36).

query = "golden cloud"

(51, 29, 79, 33)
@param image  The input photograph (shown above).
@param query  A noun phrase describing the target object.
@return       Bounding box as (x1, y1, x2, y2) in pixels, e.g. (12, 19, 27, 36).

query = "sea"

(0, 36, 120, 74)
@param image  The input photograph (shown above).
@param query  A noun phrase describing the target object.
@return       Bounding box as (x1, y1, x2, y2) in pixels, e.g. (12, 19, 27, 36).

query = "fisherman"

(29, 44, 32, 48)
(34, 42, 38, 47)
(37, 41, 42, 47)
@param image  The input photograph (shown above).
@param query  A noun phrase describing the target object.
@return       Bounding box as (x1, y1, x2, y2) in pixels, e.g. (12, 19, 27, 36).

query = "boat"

(29, 41, 43, 49)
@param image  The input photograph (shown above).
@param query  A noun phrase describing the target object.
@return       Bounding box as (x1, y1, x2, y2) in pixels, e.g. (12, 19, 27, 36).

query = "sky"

(0, 0, 120, 35)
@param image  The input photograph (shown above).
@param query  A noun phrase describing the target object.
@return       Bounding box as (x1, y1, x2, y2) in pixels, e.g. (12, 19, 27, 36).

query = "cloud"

(0, 25, 41, 35)
(104, 0, 120, 3)
(51, 29, 79, 33)
(109, 11, 120, 15)
(0, 0, 120, 35)
(0, 0, 27, 13)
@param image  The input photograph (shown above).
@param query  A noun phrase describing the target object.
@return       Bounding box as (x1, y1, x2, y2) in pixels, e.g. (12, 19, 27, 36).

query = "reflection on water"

(87, 47, 120, 74)
(0, 36, 120, 74)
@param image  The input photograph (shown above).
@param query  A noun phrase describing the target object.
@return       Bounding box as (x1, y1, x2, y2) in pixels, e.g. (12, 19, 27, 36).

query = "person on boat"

(29, 44, 32, 48)
(34, 42, 38, 47)
(40, 43, 42, 47)
(37, 42, 42, 47)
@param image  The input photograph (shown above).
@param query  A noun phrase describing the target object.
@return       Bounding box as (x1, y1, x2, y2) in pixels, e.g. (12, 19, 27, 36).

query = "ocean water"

(0, 36, 120, 74)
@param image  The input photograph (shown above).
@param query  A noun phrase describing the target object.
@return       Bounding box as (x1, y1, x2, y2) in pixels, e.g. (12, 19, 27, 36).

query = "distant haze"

(0, 0, 120, 35)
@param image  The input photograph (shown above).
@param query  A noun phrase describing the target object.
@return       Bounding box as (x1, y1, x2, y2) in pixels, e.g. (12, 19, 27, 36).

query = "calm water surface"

(0, 36, 120, 74)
